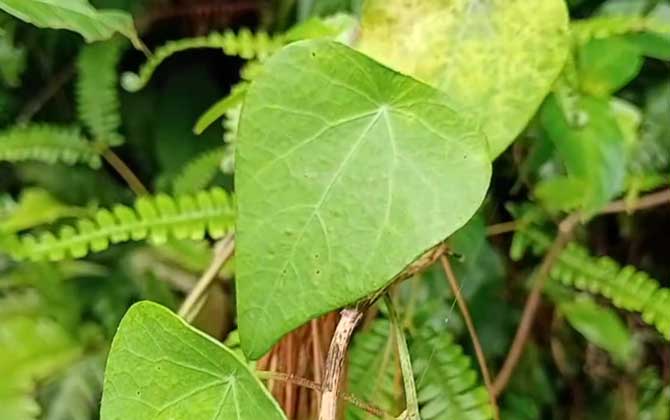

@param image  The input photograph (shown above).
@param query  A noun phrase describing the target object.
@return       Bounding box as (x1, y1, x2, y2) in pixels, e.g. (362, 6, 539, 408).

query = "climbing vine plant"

(1, 0, 670, 419)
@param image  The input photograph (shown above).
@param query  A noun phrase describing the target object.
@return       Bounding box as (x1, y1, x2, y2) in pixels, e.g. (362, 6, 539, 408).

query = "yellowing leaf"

(236, 40, 491, 359)
(357, 0, 570, 158)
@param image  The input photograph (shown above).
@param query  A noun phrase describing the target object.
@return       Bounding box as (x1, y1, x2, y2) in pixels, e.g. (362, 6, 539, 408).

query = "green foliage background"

(1, 0, 669, 419)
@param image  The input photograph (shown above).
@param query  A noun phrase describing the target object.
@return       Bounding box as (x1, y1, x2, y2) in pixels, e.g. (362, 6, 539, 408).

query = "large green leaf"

(100, 301, 286, 420)
(356, 0, 570, 158)
(0, 0, 141, 46)
(236, 40, 491, 359)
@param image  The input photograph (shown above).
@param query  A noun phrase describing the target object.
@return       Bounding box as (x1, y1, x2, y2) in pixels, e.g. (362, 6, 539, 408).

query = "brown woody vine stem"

(440, 255, 500, 420)
(493, 215, 579, 396)
(319, 307, 364, 420)
(494, 187, 670, 396)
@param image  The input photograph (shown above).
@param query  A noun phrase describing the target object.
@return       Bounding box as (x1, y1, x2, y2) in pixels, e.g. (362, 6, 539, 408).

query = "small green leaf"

(0, 188, 89, 233)
(559, 297, 636, 365)
(535, 177, 588, 213)
(0, 0, 141, 47)
(577, 37, 643, 97)
(0, 21, 26, 87)
(356, 0, 570, 158)
(100, 301, 286, 420)
(540, 94, 626, 214)
(236, 40, 491, 359)
(193, 84, 248, 135)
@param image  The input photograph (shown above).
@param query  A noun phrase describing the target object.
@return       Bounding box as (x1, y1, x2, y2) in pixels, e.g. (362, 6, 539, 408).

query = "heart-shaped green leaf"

(100, 301, 285, 420)
(236, 40, 491, 359)
(356, 0, 570, 158)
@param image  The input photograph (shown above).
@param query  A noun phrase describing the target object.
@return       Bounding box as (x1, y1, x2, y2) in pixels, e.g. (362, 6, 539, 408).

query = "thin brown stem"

(319, 308, 364, 420)
(285, 332, 296, 418)
(484, 188, 670, 239)
(178, 236, 234, 321)
(17, 63, 76, 124)
(440, 255, 500, 420)
(493, 216, 578, 397)
(256, 371, 389, 418)
(600, 188, 670, 215)
(486, 221, 519, 237)
(101, 148, 149, 196)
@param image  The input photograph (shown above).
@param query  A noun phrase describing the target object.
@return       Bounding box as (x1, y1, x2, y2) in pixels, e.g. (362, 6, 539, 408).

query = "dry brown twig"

(319, 308, 364, 420)
(178, 235, 235, 321)
(493, 215, 578, 396)
(257, 370, 390, 418)
(440, 255, 500, 420)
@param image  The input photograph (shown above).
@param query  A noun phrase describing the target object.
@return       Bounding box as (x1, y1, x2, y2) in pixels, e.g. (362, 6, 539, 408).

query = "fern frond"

(520, 227, 670, 339)
(571, 16, 670, 45)
(76, 38, 125, 147)
(0, 125, 100, 168)
(172, 147, 227, 195)
(224, 103, 242, 145)
(347, 319, 403, 419)
(410, 325, 494, 420)
(221, 104, 241, 174)
(3, 188, 235, 262)
(121, 29, 284, 92)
